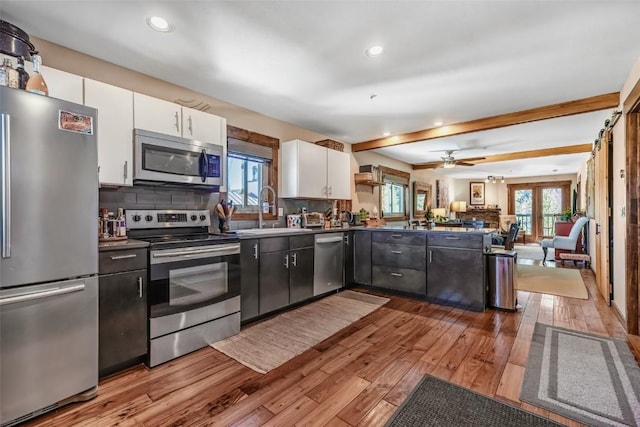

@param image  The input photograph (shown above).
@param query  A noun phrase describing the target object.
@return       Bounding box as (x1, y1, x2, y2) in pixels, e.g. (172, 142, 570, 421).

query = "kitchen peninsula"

(239, 226, 494, 314)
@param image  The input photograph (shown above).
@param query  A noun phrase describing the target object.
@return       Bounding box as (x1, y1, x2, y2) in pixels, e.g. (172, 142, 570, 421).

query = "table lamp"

(450, 201, 467, 220)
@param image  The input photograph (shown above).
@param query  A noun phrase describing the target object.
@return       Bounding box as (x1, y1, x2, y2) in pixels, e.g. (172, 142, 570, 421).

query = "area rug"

(515, 244, 554, 261)
(385, 374, 563, 426)
(516, 264, 588, 299)
(521, 323, 640, 426)
(211, 290, 389, 374)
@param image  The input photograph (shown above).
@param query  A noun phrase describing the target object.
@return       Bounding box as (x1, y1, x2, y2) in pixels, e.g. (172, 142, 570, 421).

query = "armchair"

(540, 216, 589, 264)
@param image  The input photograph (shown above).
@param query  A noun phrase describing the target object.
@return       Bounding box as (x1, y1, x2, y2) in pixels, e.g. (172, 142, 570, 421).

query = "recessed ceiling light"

(552, 169, 558, 172)
(369, 94, 377, 100)
(383, 132, 391, 137)
(146, 16, 174, 32)
(365, 45, 384, 57)
(434, 121, 444, 127)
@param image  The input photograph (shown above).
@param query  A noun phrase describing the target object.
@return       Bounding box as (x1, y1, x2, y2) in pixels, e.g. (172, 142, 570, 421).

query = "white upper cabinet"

(281, 139, 350, 199)
(327, 148, 351, 199)
(133, 92, 182, 137)
(134, 93, 226, 146)
(40, 66, 84, 104)
(84, 79, 134, 186)
(181, 107, 226, 146)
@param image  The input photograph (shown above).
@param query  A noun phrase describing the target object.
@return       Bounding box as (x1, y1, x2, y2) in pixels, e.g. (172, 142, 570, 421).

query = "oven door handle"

(153, 246, 236, 258)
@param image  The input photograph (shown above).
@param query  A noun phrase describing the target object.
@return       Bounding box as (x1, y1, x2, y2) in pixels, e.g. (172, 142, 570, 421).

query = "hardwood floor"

(24, 259, 635, 427)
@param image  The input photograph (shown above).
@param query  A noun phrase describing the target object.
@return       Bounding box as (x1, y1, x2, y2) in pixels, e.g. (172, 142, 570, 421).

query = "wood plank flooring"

(24, 259, 637, 427)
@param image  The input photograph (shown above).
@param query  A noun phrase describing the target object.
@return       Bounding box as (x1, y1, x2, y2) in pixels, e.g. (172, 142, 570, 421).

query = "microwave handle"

(199, 150, 208, 183)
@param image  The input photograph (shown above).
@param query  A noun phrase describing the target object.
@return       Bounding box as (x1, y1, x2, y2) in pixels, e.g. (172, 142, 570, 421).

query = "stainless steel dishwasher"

(313, 233, 344, 296)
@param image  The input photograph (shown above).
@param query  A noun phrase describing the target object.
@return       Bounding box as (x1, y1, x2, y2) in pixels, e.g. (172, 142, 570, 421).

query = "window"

(226, 126, 279, 219)
(378, 166, 410, 220)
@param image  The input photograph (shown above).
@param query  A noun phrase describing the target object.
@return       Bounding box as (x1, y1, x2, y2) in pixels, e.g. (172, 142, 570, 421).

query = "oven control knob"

(191, 215, 198, 221)
(132, 214, 141, 222)
(145, 215, 153, 222)
(200, 215, 206, 221)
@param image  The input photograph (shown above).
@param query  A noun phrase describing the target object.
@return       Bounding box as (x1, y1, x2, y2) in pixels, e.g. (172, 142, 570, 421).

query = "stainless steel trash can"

(488, 249, 517, 311)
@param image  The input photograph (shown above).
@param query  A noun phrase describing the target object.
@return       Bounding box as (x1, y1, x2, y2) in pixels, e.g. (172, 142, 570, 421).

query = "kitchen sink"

(234, 228, 315, 236)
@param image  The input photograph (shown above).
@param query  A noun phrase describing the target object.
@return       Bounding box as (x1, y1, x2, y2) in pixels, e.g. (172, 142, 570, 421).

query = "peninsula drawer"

(99, 248, 147, 274)
(371, 242, 426, 270)
(427, 233, 486, 250)
(259, 236, 289, 253)
(372, 266, 426, 296)
(372, 231, 426, 246)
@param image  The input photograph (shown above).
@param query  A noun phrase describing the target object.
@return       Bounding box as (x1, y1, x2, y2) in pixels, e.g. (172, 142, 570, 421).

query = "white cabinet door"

(133, 92, 181, 137)
(85, 79, 134, 186)
(39, 65, 84, 104)
(181, 107, 225, 145)
(327, 149, 350, 199)
(281, 140, 328, 198)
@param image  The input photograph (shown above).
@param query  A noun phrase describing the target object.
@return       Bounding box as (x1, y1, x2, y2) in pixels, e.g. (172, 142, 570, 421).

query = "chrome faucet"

(258, 185, 276, 228)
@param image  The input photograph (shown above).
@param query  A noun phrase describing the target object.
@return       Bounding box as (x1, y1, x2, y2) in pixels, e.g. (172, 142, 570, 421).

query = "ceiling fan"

(438, 150, 486, 169)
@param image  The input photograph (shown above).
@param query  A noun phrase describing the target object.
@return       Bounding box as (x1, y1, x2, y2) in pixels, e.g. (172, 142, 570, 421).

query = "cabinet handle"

(137, 277, 143, 298)
(284, 254, 289, 269)
(429, 250, 432, 263)
(123, 160, 128, 180)
(292, 252, 297, 267)
(391, 272, 403, 277)
(391, 250, 402, 254)
(445, 237, 460, 240)
(188, 115, 193, 136)
(344, 234, 349, 245)
(174, 112, 180, 132)
(253, 243, 258, 259)
(328, 186, 332, 196)
(110, 254, 137, 260)
(595, 223, 600, 235)
(391, 234, 403, 238)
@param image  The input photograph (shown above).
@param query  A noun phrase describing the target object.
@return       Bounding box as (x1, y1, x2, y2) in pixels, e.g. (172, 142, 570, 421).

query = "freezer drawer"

(0, 276, 99, 426)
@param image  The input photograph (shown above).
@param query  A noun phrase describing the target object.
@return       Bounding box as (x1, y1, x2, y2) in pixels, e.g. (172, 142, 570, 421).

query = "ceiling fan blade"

(458, 156, 486, 162)
(455, 161, 476, 167)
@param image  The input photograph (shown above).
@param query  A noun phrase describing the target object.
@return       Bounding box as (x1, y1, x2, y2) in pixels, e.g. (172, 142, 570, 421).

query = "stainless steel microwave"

(133, 129, 224, 189)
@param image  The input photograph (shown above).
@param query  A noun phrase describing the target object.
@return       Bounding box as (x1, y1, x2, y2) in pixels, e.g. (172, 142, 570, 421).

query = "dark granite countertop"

(230, 225, 497, 239)
(98, 238, 149, 251)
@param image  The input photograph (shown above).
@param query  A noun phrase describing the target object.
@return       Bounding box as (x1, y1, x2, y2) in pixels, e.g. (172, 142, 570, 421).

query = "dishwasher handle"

(316, 236, 343, 244)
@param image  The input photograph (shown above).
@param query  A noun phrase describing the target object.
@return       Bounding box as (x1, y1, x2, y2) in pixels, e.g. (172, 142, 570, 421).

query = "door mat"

(211, 290, 389, 374)
(521, 323, 640, 426)
(517, 264, 588, 299)
(386, 374, 563, 426)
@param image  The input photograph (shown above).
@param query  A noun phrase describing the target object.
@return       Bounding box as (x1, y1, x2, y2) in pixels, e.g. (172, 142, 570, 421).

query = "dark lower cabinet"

(427, 246, 485, 311)
(259, 250, 289, 314)
(353, 231, 372, 286)
(240, 239, 260, 322)
(289, 247, 314, 303)
(98, 270, 147, 376)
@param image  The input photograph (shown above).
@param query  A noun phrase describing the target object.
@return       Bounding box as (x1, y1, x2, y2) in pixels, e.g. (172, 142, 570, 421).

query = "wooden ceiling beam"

(412, 143, 593, 170)
(352, 92, 620, 152)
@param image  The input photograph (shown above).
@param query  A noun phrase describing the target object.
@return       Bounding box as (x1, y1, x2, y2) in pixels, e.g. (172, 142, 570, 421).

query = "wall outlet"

(278, 207, 283, 217)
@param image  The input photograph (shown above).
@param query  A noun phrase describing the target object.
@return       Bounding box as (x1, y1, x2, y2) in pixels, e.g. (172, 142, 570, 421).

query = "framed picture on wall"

(470, 182, 485, 205)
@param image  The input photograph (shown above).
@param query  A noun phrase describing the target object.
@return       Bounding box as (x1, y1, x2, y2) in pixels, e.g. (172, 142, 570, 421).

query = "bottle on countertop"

(117, 208, 127, 238)
(16, 57, 29, 90)
(0, 59, 8, 87)
(26, 54, 48, 96)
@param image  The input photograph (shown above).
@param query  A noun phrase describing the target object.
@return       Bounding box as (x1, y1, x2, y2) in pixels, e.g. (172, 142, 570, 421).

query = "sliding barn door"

(594, 130, 611, 304)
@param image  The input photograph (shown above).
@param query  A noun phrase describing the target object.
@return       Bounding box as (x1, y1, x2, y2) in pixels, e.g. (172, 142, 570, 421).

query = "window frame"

(378, 165, 410, 221)
(226, 125, 279, 221)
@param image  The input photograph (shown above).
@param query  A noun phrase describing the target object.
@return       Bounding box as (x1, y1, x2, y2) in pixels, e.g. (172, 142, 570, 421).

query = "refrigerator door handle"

(1, 113, 10, 259)
(0, 283, 86, 306)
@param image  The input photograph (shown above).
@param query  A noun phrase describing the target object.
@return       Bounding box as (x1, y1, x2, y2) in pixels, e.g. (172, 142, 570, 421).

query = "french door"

(508, 181, 572, 242)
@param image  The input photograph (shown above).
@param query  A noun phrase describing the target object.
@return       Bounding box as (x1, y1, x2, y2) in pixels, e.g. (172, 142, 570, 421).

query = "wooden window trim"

(226, 125, 279, 221)
(378, 165, 410, 221)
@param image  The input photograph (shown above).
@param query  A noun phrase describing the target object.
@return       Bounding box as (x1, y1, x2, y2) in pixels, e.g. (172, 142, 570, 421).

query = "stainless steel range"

(126, 209, 240, 367)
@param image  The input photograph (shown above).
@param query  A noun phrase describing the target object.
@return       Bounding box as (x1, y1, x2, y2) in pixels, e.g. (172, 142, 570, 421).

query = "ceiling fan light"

(443, 161, 455, 169)
(485, 177, 490, 183)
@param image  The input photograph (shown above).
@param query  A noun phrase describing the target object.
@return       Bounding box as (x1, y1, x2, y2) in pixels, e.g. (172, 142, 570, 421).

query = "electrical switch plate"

(278, 207, 283, 217)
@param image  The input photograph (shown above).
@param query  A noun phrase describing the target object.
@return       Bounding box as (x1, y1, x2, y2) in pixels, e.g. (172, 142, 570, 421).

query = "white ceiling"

(2, 1, 640, 179)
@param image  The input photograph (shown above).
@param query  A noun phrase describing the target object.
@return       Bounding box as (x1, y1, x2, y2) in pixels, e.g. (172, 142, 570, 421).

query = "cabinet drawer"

(427, 233, 484, 249)
(372, 266, 426, 296)
(99, 248, 147, 274)
(290, 234, 315, 249)
(371, 242, 426, 270)
(259, 236, 289, 253)
(372, 231, 425, 246)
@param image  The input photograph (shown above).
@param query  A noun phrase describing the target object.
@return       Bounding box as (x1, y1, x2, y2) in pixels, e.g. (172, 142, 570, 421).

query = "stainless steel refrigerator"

(0, 87, 99, 426)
